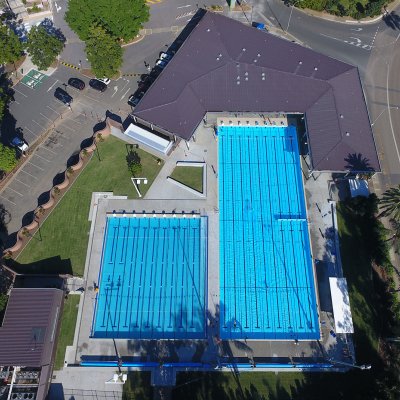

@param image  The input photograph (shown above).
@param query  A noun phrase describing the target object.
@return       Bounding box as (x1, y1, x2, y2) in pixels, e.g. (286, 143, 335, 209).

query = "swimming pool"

(218, 125, 320, 340)
(92, 215, 208, 339)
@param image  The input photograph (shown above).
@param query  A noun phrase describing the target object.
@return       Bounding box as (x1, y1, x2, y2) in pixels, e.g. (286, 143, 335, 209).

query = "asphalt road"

(0, 65, 136, 238)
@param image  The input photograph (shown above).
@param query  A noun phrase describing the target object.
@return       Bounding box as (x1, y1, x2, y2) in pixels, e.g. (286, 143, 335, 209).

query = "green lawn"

(16, 137, 163, 276)
(170, 165, 203, 193)
(54, 294, 80, 370)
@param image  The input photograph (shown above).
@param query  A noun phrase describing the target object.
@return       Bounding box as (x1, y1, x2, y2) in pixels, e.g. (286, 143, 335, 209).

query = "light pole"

(286, 0, 302, 33)
(371, 105, 399, 126)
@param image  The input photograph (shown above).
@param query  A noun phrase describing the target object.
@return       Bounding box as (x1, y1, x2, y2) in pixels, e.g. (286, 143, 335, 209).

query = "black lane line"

(162, 225, 170, 332)
(271, 135, 282, 329)
(281, 135, 294, 329)
(135, 223, 146, 328)
(264, 134, 278, 330)
(116, 220, 129, 331)
(191, 225, 196, 328)
(146, 225, 157, 328)
(229, 135, 238, 329)
(129, 224, 140, 332)
(257, 136, 270, 329)
(124, 225, 137, 328)
(109, 221, 119, 263)
(169, 226, 177, 329)
(221, 136, 228, 329)
(238, 135, 249, 329)
(158, 226, 167, 328)
(287, 136, 304, 328)
(180, 226, 187, 329)
(108, 218, 120, 330)
(247, 135, 260, 329)
(139, 219, 150, 336)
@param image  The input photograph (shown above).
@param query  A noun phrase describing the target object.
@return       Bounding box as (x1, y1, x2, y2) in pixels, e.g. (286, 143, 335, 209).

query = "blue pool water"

(92, 215, 208, 339)
(218, 125, 320, 340)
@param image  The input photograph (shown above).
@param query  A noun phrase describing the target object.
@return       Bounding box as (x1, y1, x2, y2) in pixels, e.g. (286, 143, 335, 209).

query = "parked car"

(159, 52, 172, 62)
(128, 91, 144, 107)
(96, 77, 110, 85)
(10, 136, 29, 155)
(54, 87, 73, 105)
(89, 79, 107, 92)
(68, 77, 85, 90)
(156, 59, 168, 69)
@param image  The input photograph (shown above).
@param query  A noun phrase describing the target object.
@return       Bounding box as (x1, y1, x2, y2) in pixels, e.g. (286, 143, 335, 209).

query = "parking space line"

(14, 88, 28, 98)
(40, 145, 57, 155)
(40, 113, 54, 123)
(61, 124, 75, 132)
(33, 153, 51, 162)
(47, 105, 61, 116)
(20, 169, 38, 179)
(0, 195, 16, 206)
(14, 178, 31, 188)
(7, 186, 23, 197)
(24, 126, 38, 137)
(47, 80, 58, 92)
(83, 93, 101, 103)
(28, 161, 45, 171)
(68, 118, 82, 125)
(121, 87, 131, 101)
(32, 119, 46, 130)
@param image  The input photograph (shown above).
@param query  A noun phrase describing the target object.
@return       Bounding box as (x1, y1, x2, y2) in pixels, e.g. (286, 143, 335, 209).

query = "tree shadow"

(40, 18, 66, 43)
(5, 255, 73, 275)
(344, 152, 374, 174)
(383, 11, 400, 30)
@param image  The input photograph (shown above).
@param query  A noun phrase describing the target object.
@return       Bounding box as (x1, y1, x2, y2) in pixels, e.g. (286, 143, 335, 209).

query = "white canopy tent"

(329, 277, 354, 334)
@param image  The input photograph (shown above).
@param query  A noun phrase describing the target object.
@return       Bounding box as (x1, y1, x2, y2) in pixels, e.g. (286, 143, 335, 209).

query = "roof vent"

(346, 132, 350, 136)
(237, 81, 240, 85)
(245, 72, 248, 76)
(219, 53, 222, 57)
(314, 67, 318, 71)
(242, 48, 246, 51)
(340, 114, 344, 119)
(257, 53, 261, 57)
(254, 59, 258, 63)
(245, 77, 248, 81)
(207, 28, 211, 32)
(299, 61, 302, 64)
(237, 76, 240, 80)
(216, 57, 220, 61)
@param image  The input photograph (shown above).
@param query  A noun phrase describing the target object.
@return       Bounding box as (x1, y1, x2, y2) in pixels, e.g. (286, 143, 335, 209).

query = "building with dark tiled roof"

(133, 11, 379, 172)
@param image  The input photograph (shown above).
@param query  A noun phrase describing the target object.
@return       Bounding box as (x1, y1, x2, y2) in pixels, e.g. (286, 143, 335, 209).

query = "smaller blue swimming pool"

(92, 215, 208, 339)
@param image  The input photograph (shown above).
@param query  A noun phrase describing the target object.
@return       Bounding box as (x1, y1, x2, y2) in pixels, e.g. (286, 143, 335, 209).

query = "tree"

(126, 149, 142, 177)
(26, 26, 64, 71)
(0, 143, 17, 173)
(380, 185, 400, 222)
(0, 25, 24, 66)
(85, 26, 123, 78)
(0, 86, 8, 123)
(0, 293, 8, 313)
(65, 0, 149, 42)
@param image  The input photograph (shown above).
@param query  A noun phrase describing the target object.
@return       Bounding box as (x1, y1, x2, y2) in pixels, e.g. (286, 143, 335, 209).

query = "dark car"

(128, 91, 144, 107)
(89, 79, 107, 92)
(54, 87, 73, 105)
(68, 77, 85, 90)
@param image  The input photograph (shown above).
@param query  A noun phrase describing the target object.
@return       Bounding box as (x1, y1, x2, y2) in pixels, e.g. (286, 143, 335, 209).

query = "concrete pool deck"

(62, 121, 354, 386)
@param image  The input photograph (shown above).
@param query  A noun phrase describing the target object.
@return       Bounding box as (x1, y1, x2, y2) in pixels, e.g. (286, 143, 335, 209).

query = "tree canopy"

(0, 25, 24, 66)
(0, 86, 8, 123)
(0, 143, 17, 173)
(26, 26, 64, 71)
(85, 26, 123, 77)
(66, 0, 149, 41)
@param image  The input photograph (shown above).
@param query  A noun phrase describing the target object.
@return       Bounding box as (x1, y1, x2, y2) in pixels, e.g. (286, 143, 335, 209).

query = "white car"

(10, 137, 29, 155)
(96, 77, 111, 85)
(160, 52, 172, 62)
(156, 59, 168, 69)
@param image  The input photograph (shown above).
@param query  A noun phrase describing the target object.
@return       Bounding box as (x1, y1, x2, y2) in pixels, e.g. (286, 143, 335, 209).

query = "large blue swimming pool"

(218, 125, 320, 340)
(92, 215, 208, 339)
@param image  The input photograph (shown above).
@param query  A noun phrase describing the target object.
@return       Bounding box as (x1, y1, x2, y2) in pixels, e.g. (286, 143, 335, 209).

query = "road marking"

(14, 88, 28, 98)
(121, 87, 131, 101)
(28, 161, 44, 171)
(33, 153, 51, 162)
(20, 169, 38, 179)
(350, 27, 362, 31)
(39, 145, 57, 155)
(47, 105, 61, 116)
(14, 100, 20, 105)
(370, 25, 380, 48)
(24, 126, 38, 137)
(0, 195, 16, 206)
(111, 85, 119, 98)
(69, 118, 82, 125)
(40, 113, 53, 123)
(120, 80, 129, 93)
(14, 178, 31, 187)
(83, 93, 101, 103)
(47, 79, 58, 92)
(386, 62, 400, 166)
(61, 124, 75, 132)
(319, 33, 371, 51)
(32, 119, 46, 129)
(6, 186, 23, 197)
(177, 4, 191, 8)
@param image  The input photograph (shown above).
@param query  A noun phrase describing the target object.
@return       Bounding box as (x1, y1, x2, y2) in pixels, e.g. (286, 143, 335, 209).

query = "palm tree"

(380, 185, 400, 222)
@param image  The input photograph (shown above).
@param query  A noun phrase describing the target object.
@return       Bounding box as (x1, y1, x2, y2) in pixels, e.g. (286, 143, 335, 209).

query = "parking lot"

(1, 65, 137, 237)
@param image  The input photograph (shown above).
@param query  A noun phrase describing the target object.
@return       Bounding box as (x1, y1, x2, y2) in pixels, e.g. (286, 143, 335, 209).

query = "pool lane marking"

(124, 224, 137, 328)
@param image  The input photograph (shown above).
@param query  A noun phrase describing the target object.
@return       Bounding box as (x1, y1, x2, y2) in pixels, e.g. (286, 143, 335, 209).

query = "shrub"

(0, 143, 17, 173)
